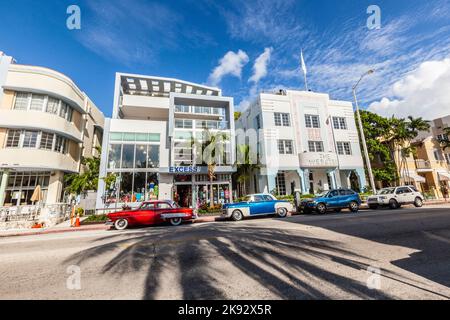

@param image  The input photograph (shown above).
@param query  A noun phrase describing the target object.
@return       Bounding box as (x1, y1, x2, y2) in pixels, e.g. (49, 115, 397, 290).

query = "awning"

(401, 171, 426, 183)
(437, 171, 450, 181)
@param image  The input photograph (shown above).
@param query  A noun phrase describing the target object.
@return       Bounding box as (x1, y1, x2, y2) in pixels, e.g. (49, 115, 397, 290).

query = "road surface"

(1, 205, 450, 300)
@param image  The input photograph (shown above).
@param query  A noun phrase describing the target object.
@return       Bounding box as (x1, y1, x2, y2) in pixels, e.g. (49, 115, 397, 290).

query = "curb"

(0, 224, 110, 238)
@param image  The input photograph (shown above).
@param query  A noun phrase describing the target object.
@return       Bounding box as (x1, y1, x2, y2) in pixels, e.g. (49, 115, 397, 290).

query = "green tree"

(64, 146, 101, 196)
(438, 127, 450, 150)
(234, 144, 260, 196)
(234, 111, 242, 121)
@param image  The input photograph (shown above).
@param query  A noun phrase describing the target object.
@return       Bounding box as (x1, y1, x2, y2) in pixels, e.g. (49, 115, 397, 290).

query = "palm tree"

(65, 146, 102, 196)
(199, 129, 230, 206)
(234, 144, 260, 196)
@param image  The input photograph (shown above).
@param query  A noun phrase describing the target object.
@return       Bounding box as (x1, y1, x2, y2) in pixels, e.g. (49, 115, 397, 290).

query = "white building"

(0, 52, 104, 206)
(236, 90, 367, 195)
(96, 73, 235, 210)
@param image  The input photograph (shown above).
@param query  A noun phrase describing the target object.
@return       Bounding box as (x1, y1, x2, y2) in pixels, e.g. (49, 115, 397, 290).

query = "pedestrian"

(442, 185, 449, 202)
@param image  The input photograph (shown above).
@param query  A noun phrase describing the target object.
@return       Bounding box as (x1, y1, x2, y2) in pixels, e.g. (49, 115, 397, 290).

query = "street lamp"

(353, 70, 377, 194)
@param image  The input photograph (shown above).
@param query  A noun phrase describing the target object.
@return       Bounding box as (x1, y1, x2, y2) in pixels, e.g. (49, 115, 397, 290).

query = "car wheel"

(231, 210, 243, 221)
(114, 219, 128, 230)
(316, 203, 327, 214)
(414, 197, 423, 208)
(170, 217, 182, 226)
(349, 201, 359, 213)
(389, 199, 399, 209)
(277, 207, 288, 218)
(369, 205, 378, 210)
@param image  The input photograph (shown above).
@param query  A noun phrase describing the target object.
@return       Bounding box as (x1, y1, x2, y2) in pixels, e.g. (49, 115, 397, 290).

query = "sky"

(1, 0, 450, 120)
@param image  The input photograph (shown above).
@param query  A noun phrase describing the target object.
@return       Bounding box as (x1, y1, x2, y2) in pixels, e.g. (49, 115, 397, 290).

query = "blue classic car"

(300, 189, 361, 214)
(222, 194, 294, 221)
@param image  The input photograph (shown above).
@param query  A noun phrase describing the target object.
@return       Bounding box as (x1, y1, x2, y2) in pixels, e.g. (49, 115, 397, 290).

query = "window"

(59, 103, 68, 119)
(22, 131, 38, 148)
(40, 132, 54, 150)
(332, 117, 347, 130)
(274, 113, 290, 126)
(54, 136, 68, 154)
(253, 195, 265, 202)
(46, 97, 59, 114)
(305, 115, 320, 128)
(6, 130, 21, 148)
(337, 142, 352, 155)
(108, 144, 122, 169)
(122, 145, 135, 169)
(275, 173, 287, 196)
(255, 115, 261, 129)
(157, 202, 172, 209)
(263, 195, 274, 201)
(445, 153, 450, 164)
(278, 140, 294, 154)
(30, 94, 45, 111)
(14, 93, 29, 110)
(308, 141, 324, 152)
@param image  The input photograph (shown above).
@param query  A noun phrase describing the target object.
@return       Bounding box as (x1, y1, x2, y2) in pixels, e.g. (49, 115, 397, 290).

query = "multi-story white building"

(96, 73, 235, 210)
(0, 52, 104, 207)
(236, 90, 367, 195)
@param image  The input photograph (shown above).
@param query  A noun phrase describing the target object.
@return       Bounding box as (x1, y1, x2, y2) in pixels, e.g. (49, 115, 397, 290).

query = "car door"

(134, 203, 157, 225)
(395, 187, 409, 204)
(403, 187, 416, 203)
(337, 190, 351, 207)
(262, 195, 277, 214)
(327, 190, 340, 208)
(249, 195, 267, 215)
(154, 202, 174, 223)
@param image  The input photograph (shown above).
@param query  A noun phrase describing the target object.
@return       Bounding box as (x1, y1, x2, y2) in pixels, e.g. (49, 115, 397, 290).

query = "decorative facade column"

(0, 170, 9, 207)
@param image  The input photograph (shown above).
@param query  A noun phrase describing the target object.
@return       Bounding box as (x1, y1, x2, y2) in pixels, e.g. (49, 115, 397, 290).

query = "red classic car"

(106, 200, 196, 230)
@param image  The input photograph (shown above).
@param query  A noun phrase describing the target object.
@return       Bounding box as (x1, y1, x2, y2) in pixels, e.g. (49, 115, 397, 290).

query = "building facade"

(235, 90, 366, 195)
(0, 52, 104, 207)
(397, 115, 450, 199)
(96, 73, 235, 210)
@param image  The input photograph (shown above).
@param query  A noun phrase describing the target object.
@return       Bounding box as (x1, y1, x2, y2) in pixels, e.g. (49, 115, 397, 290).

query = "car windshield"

(242, 196, 252, 202)
(378, 188, 395, 195)
(316, 191, 329, 198)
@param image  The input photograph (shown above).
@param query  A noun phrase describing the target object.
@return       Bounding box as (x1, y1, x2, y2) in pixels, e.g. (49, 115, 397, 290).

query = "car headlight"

(379, 196, 387, 200)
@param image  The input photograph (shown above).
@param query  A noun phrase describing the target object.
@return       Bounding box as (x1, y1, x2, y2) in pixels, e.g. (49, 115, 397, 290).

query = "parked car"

(367, 186, 424, 209)
(300, 189, 361, 214)
(106, 200, 195, 230)
(222, 194, 294, 221)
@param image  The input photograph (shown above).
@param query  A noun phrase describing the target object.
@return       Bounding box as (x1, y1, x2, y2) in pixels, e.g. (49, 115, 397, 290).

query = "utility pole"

(353, 70, 377, 194)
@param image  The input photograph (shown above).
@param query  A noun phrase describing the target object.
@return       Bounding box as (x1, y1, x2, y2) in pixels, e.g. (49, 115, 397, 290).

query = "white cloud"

(249, 47, 273, 84)
(369, 57, 450, 120)
(208, 50, 249, 86)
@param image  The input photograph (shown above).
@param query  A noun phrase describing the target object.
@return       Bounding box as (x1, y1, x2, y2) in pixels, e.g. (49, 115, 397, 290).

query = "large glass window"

(22, 131, 38, 148)
(133, 172, 146, 202)
(337, 142, 352, 155)
(305, 115, 320, 128)
(14, 93, 29, 110)
(108, 144, 122, 169)
(120, 172, 133, 202)
(121, 144, 135, 169)
(30, 94, 45, 111)
(40, 132, 54, 150)
(6, 130, 21, 148)
(308, 141, 324, 152)
(46, 97, 59, 114)
(274, 113, 290, 126)
(135, 145, 147, 168)
(278, 140, 294, 154)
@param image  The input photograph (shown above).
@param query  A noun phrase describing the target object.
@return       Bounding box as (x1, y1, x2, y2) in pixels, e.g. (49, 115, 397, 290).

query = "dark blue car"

(300, 189, 361, 214)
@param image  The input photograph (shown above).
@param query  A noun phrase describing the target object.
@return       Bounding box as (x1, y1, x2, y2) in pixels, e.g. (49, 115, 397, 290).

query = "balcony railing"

(175, 105, 226, 117)
(413, 159, 450, 170)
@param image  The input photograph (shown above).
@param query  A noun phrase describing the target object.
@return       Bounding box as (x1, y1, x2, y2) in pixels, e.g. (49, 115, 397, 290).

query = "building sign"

(169, 166, 200, 174)
(299, 152, 339, 168)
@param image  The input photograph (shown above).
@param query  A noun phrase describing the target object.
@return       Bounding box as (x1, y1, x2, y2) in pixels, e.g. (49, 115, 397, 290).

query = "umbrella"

(30, 185, 43, 203)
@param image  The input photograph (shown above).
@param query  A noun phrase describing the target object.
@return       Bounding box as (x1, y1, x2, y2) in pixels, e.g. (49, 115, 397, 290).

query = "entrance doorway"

(175, 185, 192, 208)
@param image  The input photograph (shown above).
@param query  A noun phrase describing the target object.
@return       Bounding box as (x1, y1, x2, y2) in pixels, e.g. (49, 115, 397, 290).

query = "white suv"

(367, 186, 424, 210)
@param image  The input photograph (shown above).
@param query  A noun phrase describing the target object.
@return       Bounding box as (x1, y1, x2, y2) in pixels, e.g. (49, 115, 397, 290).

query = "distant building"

(0, 52, 104, 206)
(96, 73, 235, 210)
(235, 90, 367, 195)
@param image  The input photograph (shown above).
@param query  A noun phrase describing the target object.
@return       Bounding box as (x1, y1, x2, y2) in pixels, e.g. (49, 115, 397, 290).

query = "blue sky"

(1, 0, 450, 119)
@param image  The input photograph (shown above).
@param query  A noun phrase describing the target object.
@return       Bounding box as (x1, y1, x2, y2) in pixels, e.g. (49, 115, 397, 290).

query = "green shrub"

(84, 214, 108, 223)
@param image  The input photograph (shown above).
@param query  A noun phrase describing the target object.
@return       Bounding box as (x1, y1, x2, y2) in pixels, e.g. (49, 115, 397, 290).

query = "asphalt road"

(1, 205, 450, 300)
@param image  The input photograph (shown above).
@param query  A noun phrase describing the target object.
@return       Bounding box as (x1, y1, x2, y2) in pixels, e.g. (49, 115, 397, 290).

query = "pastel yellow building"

(398, 116, 450, 199)
(0, 52, 104, 206)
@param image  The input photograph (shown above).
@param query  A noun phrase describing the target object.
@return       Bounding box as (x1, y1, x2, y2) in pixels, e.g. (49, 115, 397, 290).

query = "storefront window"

(133, 172, 146, 202)
(108, 144, 122, 169)
(120, 172, 133, 202)
(148, 145, 159, 168)
(121, 144, 135, 169)
(135, 145, 147, 168)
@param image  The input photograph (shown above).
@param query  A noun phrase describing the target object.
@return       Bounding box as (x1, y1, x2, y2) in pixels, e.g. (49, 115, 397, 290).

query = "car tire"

(231, 210, 243, 221)
(316, 203, 327, 214)
(170, 217, 182, 226)
(414, 197, 423, 208)
(349, 201, 359, 213)
(114, 218, 128, 230)
(277, 207, 288, 218)
(369, 205, 378, 210)
(389, 199, 399, 210)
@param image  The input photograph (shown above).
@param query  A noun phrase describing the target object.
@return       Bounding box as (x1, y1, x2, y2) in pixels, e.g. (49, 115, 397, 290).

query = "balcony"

(175, 105, 226, 118)
(414, 159, 450, 172)
(299, 152, 338, 168)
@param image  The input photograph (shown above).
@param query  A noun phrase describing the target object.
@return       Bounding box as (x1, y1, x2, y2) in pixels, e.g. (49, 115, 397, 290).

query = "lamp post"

(353, 70, 377, 194)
